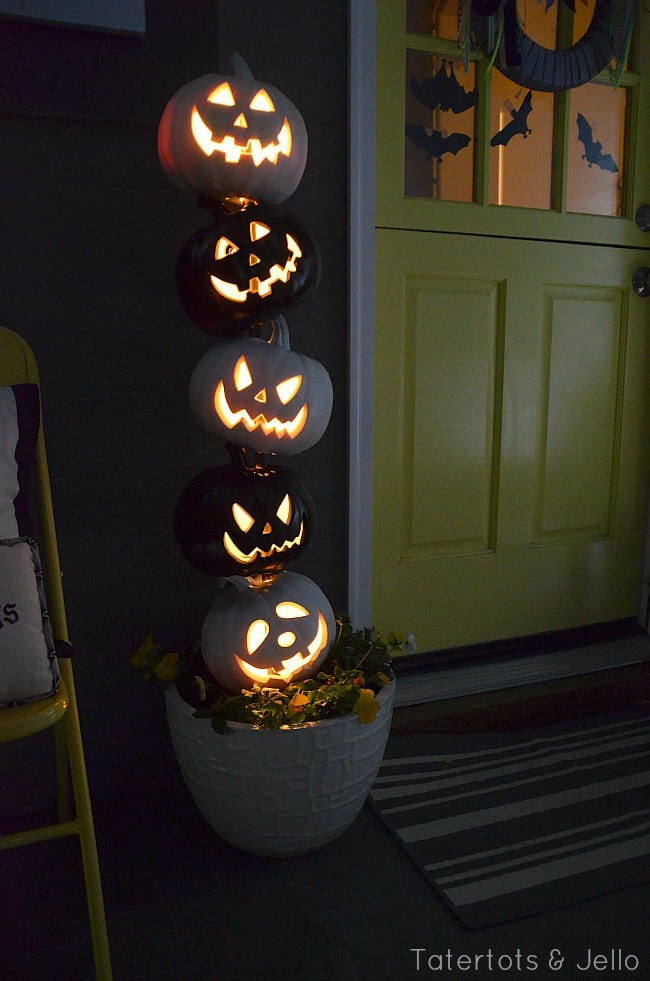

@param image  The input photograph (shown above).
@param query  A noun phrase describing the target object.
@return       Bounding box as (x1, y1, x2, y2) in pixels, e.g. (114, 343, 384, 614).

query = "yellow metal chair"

(0, 327, 112, 980)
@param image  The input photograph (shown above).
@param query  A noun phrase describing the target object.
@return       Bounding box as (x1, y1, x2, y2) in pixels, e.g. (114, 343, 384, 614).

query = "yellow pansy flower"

(287, 692, 309, 716)
(131, 633, 156, 668)
(353, 688, 380, 724)
(153, 652, 180, 682)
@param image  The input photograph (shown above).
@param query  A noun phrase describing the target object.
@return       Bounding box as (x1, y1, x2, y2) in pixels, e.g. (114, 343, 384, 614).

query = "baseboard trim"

(392, 634, 650, 708)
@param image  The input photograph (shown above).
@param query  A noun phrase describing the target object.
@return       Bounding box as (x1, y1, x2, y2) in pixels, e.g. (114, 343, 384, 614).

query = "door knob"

(632, 267, 650, 297)
(636, 205, 650, 232)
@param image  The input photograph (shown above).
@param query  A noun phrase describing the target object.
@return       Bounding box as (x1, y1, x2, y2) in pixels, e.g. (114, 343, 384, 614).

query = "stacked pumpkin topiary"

(158, 54, 336, 695)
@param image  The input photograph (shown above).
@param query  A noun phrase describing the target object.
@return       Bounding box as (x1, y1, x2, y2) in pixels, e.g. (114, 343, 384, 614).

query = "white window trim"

(348, 0, 376, 628)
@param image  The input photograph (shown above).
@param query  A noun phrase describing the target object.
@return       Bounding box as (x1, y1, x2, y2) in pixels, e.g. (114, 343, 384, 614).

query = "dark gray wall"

(0, 0, 349, 813)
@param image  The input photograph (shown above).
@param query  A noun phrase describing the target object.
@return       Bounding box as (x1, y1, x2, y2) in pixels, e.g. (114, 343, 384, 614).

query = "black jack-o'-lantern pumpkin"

(174, 462, 314, 576)
(189, 329, 332, 456)
(201, 571, 335, 691)
(176, 201, 320, 335)
(157, 58, 308, 205)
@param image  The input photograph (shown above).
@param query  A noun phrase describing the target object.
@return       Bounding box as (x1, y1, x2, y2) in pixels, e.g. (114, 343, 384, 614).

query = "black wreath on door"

(470, 0, 637, 92)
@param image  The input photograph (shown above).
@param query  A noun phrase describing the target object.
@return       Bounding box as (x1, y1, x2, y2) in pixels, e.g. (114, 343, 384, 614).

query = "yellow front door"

(373, 0, 650, 652)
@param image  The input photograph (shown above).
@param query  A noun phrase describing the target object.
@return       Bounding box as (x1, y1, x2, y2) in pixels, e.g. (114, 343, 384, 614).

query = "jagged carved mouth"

(191, 108, 292, 166)
(223, 521, 304, 564)
(210, 234, 302, 303)
(214, 381, 308, 439)
(234, 611, 328, 684)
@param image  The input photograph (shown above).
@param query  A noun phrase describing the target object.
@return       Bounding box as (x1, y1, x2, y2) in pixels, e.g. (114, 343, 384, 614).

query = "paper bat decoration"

(410, 62, 477, 115)
(576, 113, 618, 173)
(406, 124, 471, 161)
(490, 91, 533, 147)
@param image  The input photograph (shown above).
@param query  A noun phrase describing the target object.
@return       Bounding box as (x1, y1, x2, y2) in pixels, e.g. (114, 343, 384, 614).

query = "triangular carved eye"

(215, 236, 239, 260)
(232, 502, 254, 532)
(276, 375, 302, 404)
(249, 89, 275, 112)
(234, 356, 253, 391)
(276, 493, 292, 525)
(250, 221, 271, 242)
(208, 82, 235, 106)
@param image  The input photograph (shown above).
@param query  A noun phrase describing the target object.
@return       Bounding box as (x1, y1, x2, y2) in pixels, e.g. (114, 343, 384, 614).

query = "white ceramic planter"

(165, 680, 395, 856)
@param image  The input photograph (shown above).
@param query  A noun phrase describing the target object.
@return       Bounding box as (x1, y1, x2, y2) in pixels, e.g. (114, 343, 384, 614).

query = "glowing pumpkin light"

(201, 571, 335, 692)
(174, 462, 315, 576)
(176, 200, 320, 335)
(189, 330, 332, 456)
(157, 57, 308, 205)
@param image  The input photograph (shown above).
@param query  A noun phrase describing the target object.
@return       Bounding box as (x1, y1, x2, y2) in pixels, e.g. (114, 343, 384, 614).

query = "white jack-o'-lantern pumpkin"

(157, 56, 308, 205)
(202, 572, 335, 693)
(189, 331, 332, 456)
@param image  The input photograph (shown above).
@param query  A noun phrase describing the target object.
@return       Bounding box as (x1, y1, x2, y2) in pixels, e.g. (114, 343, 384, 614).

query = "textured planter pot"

(165, 680, 395, 856)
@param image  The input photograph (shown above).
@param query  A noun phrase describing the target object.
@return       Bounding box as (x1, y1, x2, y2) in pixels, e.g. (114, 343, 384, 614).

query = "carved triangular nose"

(249, 253, 261, 266)
(262, 522, 272, 534)
(254, 388, 267, 403)
(234, 112, 247, 128)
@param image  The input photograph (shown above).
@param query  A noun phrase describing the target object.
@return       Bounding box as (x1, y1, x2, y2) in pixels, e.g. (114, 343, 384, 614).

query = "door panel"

(404, 274, 502, 556)
(373, 229, 650, 650)
(534, 285, 623, 543)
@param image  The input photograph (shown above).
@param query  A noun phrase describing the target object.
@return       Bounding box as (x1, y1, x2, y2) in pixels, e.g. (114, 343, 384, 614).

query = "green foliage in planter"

(131, 615, 402, 731)
(130, 634, 180, 684)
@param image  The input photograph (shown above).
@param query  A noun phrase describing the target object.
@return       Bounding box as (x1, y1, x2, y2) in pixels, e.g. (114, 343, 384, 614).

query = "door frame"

(347, 0, 650, 634)
(348, 0, 376, 627)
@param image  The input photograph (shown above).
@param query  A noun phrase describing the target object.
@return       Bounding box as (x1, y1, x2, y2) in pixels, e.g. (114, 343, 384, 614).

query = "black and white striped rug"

(369, 708, 650, 929)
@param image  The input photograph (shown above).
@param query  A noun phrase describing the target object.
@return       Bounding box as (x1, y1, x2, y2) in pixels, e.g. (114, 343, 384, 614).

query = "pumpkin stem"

(246, 572, 281, 589)
(226, 441, 247, 467)
(230, 51, 255, 80)
(197, 194, 257, 217)
(253, 451, 274, 471)
(228, 442, 275, 476)
(268, 314, 291, 350)
(251, 316, 291, 349)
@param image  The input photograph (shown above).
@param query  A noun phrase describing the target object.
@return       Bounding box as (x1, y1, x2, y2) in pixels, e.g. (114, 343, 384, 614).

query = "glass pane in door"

(566, 82, 626, 216)
(406, 0, 458, 40)
(519, 0, 558, 46)
(573, 0, 633, 70)
(405, 50, 476, 201)
(572, 0, 594, 40)
(489, 73, 555, 209)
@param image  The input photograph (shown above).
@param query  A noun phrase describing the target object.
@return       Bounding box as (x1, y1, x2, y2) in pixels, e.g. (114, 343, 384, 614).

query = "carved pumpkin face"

(189, 337, 332, 455)
(201, 572, 335, 692)
(157, 71, 308, 205)
(174, 463, 314, 576)
(176, 202, 320, 335)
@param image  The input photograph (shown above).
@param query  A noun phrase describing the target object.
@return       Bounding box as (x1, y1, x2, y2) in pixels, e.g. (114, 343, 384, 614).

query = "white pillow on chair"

(0, 383, 40, 538)
(0, 385, 60, 706)
(0, 537, 59, 707)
